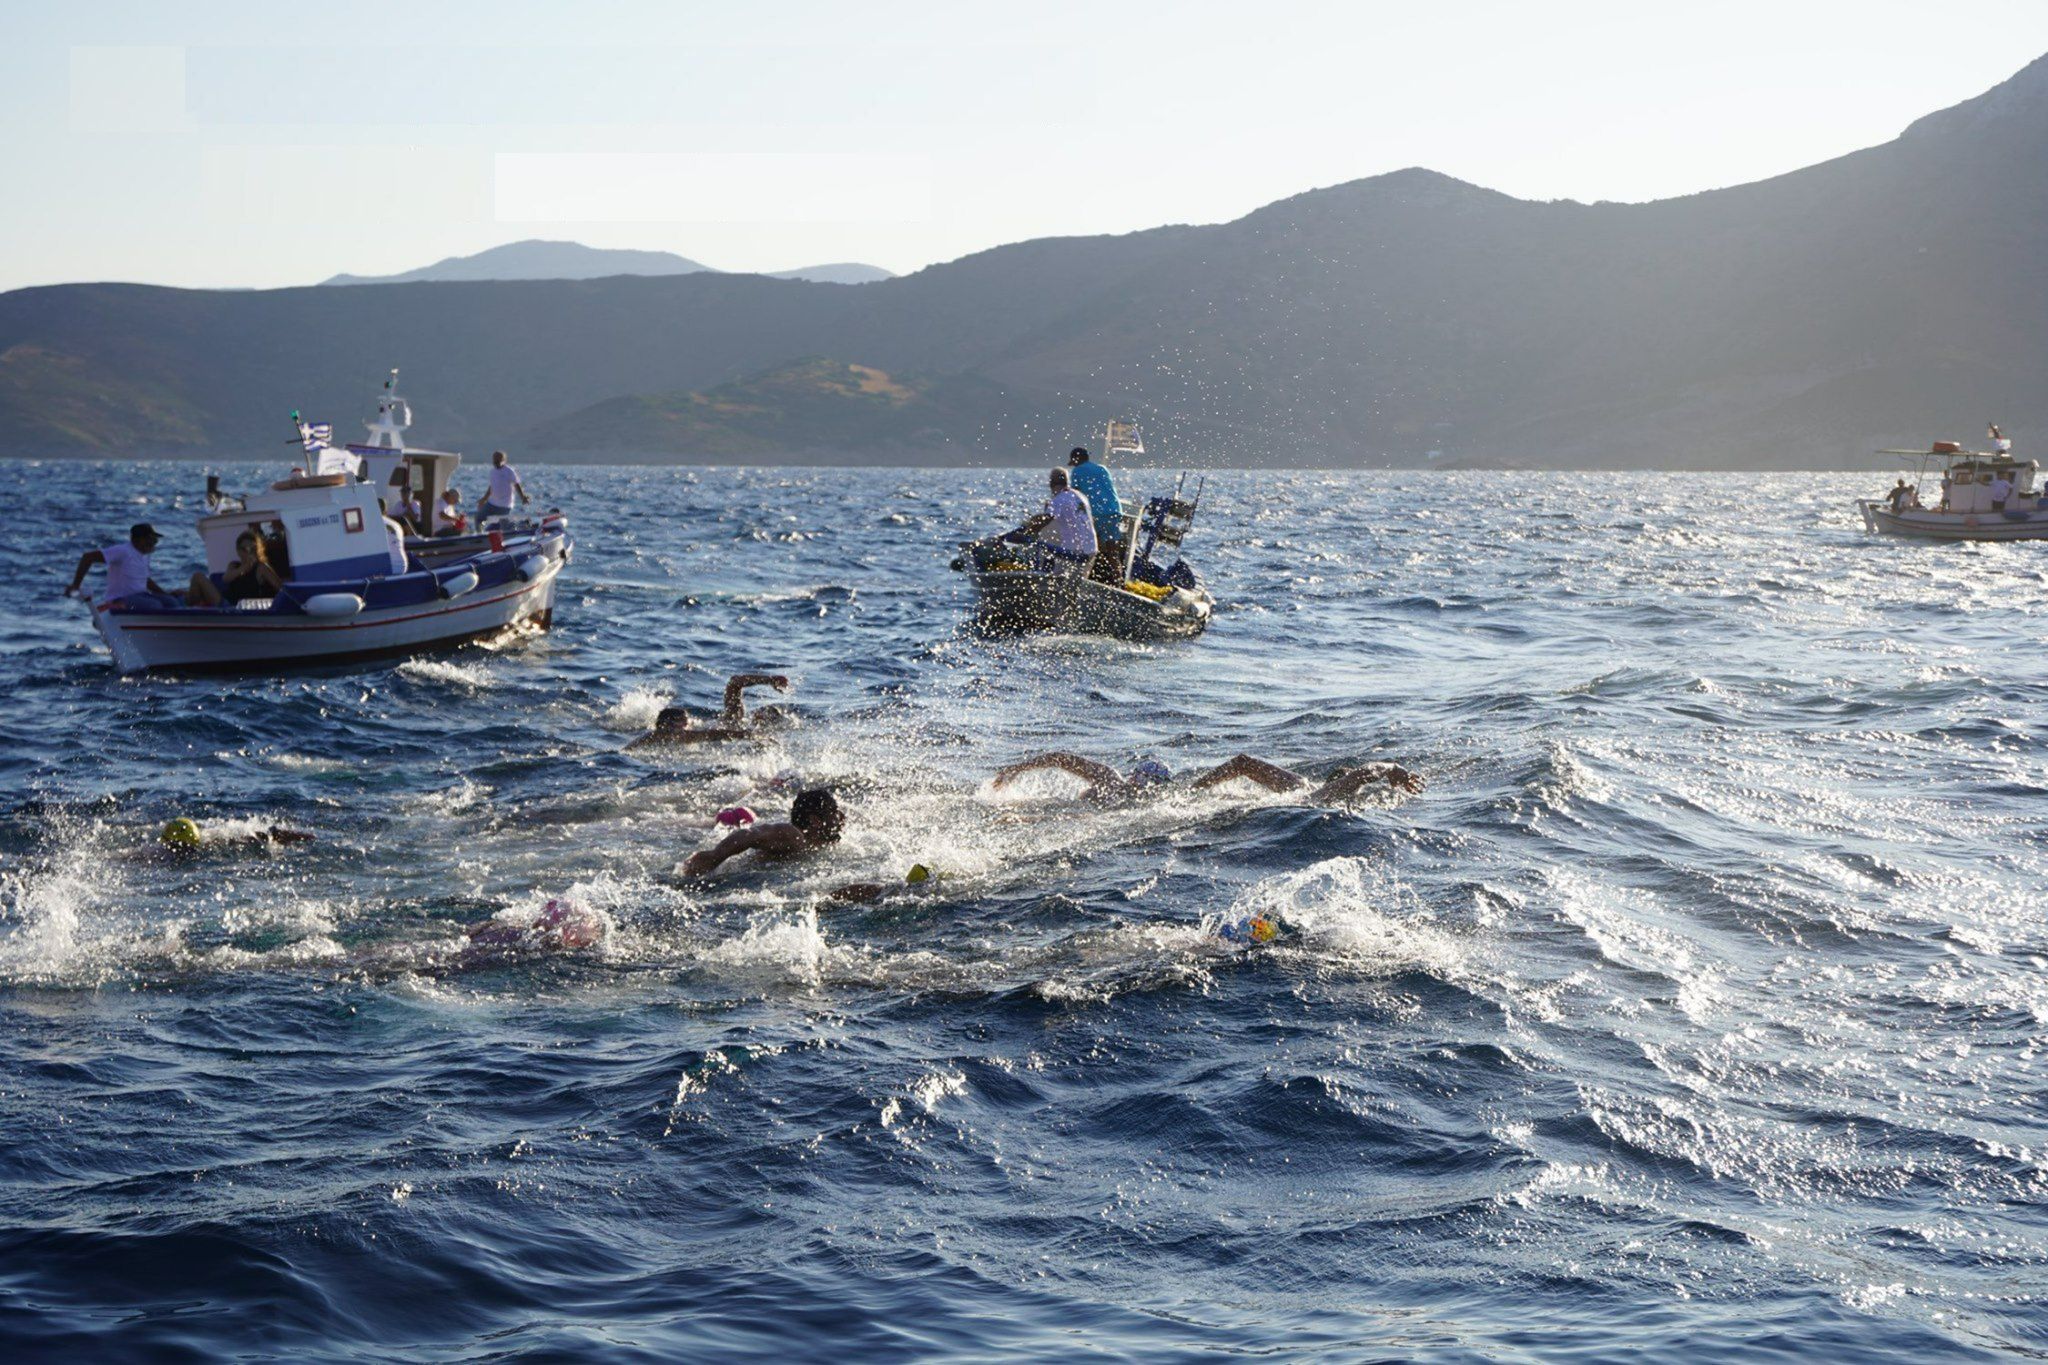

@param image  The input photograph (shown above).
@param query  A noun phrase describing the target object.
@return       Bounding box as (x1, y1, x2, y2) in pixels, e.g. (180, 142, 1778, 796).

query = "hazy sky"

(5, 0, 2048, 292)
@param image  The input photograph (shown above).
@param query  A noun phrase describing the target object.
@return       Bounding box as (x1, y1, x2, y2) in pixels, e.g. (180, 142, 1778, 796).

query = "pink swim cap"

(716, 805, 757, 827)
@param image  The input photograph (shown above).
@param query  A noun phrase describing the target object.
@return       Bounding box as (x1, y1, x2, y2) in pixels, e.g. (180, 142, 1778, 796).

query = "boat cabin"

(196, 475, 393, 583)
(343, 369, 465, 526)
(1937, 455, 2040, 512)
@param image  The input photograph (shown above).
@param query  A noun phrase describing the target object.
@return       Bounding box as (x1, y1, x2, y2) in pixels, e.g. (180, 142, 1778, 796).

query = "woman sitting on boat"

(186, 529, 283, 607)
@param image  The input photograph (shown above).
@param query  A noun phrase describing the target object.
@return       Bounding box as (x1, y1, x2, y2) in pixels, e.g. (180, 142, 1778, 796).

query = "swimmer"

(825, 862, 943, 906)
(989, 751, 1423, 805)
(681, 788, 844, 876)
(627, 673, 795, 749)
(461, 897, 607, 955)
(1216, 913, 1292, 946)
(140, 817, 316, 860)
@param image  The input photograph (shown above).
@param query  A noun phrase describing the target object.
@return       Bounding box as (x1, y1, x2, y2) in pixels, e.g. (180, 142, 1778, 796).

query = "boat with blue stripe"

(90, 386, 571, 674)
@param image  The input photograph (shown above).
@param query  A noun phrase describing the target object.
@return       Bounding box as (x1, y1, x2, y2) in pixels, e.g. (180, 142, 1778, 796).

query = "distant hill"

(323, 240, 895, 288)
(8, 54, 2048, 467)
(522, 357, 1033, 460)
(765, 263, 894, 286)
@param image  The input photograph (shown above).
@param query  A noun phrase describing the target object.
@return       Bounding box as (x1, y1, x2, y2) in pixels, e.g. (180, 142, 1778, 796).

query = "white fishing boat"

(90, 427, 570, 676)
(1857, 437, 2048, 541)
(951, 422, 1216, 642)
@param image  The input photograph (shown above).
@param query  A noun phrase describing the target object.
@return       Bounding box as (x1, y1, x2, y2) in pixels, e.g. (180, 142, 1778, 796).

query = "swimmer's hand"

(1383, 765, 1425, 795)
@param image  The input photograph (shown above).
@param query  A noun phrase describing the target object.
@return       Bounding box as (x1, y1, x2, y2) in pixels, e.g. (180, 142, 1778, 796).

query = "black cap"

(130, 522, 160, 546)
(1068, 447, 1090, 465)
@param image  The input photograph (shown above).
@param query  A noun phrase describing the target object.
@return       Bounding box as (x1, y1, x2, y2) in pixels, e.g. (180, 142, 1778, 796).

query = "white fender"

(515, 555, 547, 582)
(303, 593, 365, 619)
(438, 570, 479, 600)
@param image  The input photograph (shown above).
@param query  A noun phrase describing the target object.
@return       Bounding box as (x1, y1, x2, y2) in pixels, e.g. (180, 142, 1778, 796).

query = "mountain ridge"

(5, 55, 2047, 468)
(322, 239, 894, 288)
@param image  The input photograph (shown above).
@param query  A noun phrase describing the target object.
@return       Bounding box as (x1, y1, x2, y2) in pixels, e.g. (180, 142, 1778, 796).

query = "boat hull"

(93, 555, 563, 675)
(1857, 500, 2048, 541)
(965, 568, 1211, 641)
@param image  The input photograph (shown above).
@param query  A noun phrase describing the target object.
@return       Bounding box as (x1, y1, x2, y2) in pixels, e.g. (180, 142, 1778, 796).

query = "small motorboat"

(90, 435, 570, 676)
(952, 425, 1216, 642)
(1857, 436, 2048, 541)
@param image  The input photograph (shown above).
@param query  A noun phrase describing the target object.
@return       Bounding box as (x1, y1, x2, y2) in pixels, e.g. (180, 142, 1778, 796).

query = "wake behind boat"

(951, 422, 1216, 641)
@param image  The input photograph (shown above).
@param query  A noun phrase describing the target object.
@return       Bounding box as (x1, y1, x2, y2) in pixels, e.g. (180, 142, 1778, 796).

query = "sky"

(4, 0, 2048, 292)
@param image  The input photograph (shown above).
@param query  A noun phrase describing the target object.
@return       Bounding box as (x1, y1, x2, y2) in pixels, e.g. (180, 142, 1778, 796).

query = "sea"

(1, 459, 2043, 1362)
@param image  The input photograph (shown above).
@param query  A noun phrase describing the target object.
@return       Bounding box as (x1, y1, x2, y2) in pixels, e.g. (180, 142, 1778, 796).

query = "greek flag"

(300, 421, 333, 453)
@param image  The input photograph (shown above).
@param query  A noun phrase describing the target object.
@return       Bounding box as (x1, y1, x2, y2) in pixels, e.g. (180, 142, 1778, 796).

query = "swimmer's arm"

(1191, 754, 1307, 793)
(1310, 763, 1426, 802)
(683, 826, 768, 875)
(682, 822, 805, 875)
(825, 881, 890, 905)
(721, 673, 790, 725)
(265, 827, 316, 845)
(992, 752, 1123, 792)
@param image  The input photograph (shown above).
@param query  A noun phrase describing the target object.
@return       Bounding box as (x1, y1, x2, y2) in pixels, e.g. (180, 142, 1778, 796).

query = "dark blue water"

(3, 459, 2044, 1361)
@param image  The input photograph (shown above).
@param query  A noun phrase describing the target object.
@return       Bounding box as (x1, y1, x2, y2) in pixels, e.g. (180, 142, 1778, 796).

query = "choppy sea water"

(1, 459, 2044, 1361)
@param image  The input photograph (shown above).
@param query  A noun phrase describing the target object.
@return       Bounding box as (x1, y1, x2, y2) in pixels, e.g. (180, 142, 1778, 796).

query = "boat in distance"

(1858, 433, 2048, 541)
(952, 423, 1216, 642)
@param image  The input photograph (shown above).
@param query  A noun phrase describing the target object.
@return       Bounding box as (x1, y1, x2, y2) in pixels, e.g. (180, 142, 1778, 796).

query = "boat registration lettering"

(296, 511, 342, 531)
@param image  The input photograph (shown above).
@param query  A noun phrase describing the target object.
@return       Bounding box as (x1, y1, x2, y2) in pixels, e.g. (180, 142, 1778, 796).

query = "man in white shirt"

(477, 450, 530, 523)
(1013, 468, 1097, 576)
(1990, 473, 2014, 511)
(65, 522, 184, 609)
(433, 488, 470, 538)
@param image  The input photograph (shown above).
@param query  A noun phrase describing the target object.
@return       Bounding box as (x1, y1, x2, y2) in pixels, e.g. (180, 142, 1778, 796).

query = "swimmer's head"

(750, 705, 797, 731)
(790, 788, 844, 845)
(1128, 758, 1172, 790)
(652, 706, 693, 734)
(159, 817, 202, 848)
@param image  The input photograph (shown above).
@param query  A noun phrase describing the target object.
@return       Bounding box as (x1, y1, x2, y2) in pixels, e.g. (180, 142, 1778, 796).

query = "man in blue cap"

(1066, 446, 1123, 561)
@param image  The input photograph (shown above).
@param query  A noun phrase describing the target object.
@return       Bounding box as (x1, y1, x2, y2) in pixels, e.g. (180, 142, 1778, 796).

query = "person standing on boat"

(1013, 468, 1097, 576)
(1989, 471, 2013, 512)
(1066, 446, 1124, 553)
(477, 451, 530, 524)
(64, 523, 184, 609)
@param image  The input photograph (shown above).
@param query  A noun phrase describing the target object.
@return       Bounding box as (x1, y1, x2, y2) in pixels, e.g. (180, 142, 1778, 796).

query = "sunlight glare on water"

(0, 460, 2044, 1360)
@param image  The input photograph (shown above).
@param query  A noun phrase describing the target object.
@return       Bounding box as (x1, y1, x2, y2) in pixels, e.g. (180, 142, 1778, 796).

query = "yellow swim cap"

(1249, 917, 1278, 944)
(906, 863, 932, 884)
(160, 817, 202, 848)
